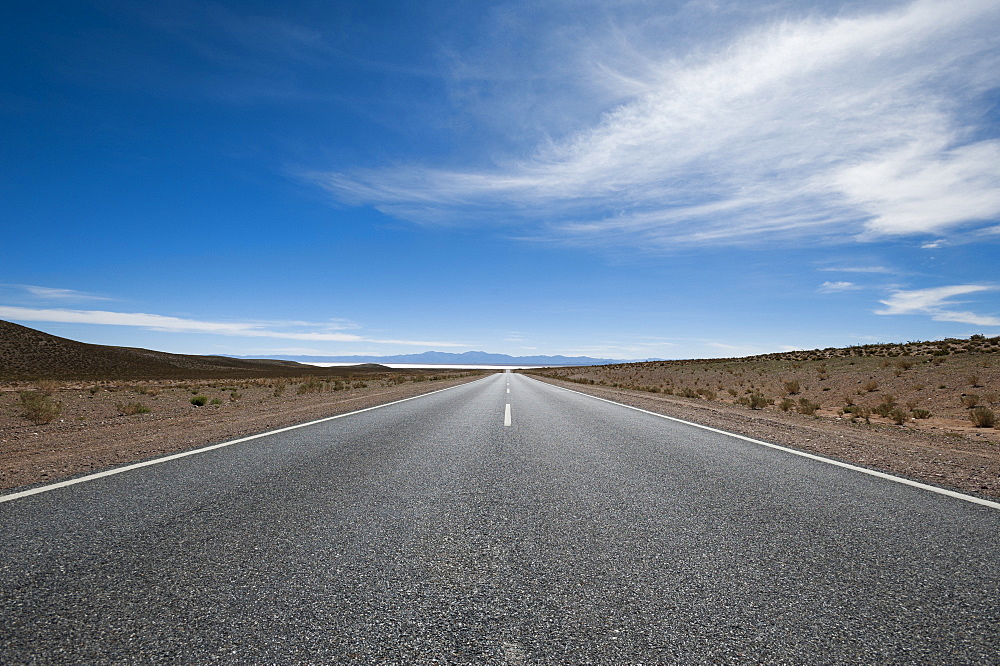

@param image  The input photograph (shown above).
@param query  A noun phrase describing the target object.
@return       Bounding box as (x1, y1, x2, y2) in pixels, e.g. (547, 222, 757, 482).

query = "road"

(1, 372, 998, 663)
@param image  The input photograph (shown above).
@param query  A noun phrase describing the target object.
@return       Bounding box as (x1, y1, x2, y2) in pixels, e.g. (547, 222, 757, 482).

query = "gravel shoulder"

(528, 374, 1000, 501)
(1, 374, 487, 492)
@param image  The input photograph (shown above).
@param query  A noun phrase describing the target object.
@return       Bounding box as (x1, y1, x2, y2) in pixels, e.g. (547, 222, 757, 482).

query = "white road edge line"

(504, 403, 512, 427)
(0, 377, 491, 504)
(529, 376, 1000, 510)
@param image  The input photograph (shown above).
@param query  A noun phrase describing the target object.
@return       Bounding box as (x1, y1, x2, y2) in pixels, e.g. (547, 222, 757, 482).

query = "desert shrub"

(20, 391, 62, 425)
(960, 394, 980, 409)
(116, 401, 151, 416)
(850, 406, 872, 423)
(352, 381, 368, 389)
(727, 388, 738, 397)
(696, 388, 716, 400)
(88, 385, 100, 395)
(895, 359, 914, 371)
(34, 379, 61, 396)
(912, 409, 932, 419)
(779, 398, 795, 412)
(190, 395, 208, 406)
(862, 380, 878, 393)
(796, 398, 819, 415)
(297, 378, 326, 395)
(889, 407, 908, 425)
(967, 374, 982, 388)
(273, 381, 287, 397)
(230, 391, 242, 401)
(210, 397, 223, 406)
(137, 386, 160, 396)
(783, 381, 800, 395)
(679, 387, 698, 398)
(747, 393, 770, 410)
(969, 407, 996, 428)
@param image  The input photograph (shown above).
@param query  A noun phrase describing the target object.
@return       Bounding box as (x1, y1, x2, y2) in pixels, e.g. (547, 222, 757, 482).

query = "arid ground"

(0, 320, 488, 490)
(523, 335, 1000, 500)
(1, 372, 487, 491)
(3, 321, 998, 501)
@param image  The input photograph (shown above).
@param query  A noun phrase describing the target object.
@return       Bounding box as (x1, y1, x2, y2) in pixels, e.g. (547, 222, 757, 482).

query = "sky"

(2, 0, 999, 360)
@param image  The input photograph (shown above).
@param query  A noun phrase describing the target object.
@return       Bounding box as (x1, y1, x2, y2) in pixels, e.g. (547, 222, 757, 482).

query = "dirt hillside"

(0, 320, 391, 380)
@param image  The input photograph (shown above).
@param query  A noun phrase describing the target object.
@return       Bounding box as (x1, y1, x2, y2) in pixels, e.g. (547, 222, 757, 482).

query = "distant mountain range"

(229, 351, 654, 366)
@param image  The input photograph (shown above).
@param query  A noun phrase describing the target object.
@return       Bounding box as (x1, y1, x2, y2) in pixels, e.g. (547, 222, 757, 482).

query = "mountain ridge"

(228, 350, 651, 366)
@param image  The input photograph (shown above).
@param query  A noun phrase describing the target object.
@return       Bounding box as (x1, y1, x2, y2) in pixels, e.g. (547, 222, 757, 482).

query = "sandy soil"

(0, 373, 486, 491)
(527, 375, 1000, 501)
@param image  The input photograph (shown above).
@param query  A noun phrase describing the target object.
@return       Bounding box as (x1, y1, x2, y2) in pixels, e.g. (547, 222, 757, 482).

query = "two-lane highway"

(2, 372, 997, 663)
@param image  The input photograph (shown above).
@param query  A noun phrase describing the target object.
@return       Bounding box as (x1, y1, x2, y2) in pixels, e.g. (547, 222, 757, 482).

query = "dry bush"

(744, 393, 770, 410)
(20, 391, 62, 424)
(862, 380, 879, 392)
(116, 401, 151, 416)
(783, 380, 800, 395)
(873, 396, 897, 417)
(889, 407, 909, 425)
(796, 398, 819, 415)
(912, 408, 932, 419)
(34, 379, 61, 396)
(850, 406, 872, 423)
(779, 398, 795, 412)
(967, 374, 982, 388)
(969, 407, 996, 428)
(960, 394, 980, 409)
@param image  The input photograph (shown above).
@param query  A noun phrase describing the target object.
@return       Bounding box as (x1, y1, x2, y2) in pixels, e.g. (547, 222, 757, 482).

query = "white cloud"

(819, 266, 893, 274)
(818, 281, 859, 293)
(313, 0, 1000, 249)
(1, 284, 113, 301)
(875, 285, 1000, 326)
(0, 306, 467, 346)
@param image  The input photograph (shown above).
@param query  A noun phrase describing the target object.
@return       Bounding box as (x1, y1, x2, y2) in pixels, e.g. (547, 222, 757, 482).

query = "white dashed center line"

(504, 403, 512, 427)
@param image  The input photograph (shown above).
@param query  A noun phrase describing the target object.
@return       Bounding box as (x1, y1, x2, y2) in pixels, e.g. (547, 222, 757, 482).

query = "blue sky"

(2, 0, 999, 360)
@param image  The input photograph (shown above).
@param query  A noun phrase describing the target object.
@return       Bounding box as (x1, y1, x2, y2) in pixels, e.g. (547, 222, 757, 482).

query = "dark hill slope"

(0, 320, 390, 380)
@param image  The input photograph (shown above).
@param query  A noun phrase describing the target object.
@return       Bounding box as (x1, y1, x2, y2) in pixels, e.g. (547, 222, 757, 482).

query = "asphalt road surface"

(2, 372, 998, 664)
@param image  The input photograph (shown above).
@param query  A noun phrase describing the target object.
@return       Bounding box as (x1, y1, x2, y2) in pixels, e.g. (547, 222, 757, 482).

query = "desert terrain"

(4, 320, 998, 501)
(523, 335, 1000, 499)
(0, 321, 487, 490)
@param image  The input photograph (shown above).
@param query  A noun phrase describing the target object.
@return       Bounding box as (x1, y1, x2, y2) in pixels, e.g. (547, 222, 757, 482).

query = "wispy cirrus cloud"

(875, 285, 1000, 326)
(818, 266, 893, 274)
(312, 0, 1000, 250)
(818, 281, 860, 293)
(1, 284, 113, 302)
(0, 306, 467, 347)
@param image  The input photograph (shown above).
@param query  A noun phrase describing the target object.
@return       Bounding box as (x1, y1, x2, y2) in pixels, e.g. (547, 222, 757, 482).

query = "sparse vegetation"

(20, 391, 62, 424)
(960, 394, 980, 409)
(116, 401, 151, 416)
(190, 395, 208, 407)
(969, 407, 996, 428)
(796, 398, 819, 416)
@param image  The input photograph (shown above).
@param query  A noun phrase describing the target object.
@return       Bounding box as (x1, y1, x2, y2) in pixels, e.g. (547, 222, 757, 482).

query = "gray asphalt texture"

(1, 372, 998, 664)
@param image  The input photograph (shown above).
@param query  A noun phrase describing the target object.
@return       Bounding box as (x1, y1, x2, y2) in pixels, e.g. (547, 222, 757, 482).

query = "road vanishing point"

(2, 372, 998, 663)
